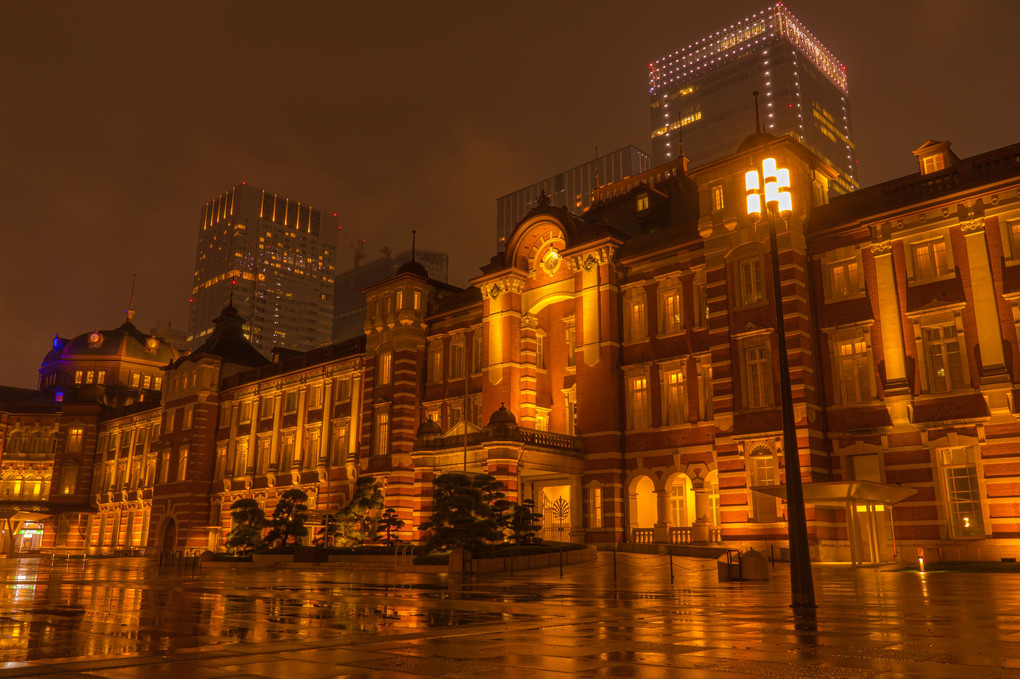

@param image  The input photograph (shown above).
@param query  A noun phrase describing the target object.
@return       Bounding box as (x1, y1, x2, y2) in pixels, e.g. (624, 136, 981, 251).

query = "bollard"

(669, 554, 674, 584)
(559, 550, 563, 578)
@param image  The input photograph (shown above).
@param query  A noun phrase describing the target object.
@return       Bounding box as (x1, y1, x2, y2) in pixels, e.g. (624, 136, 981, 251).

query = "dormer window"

(637, 193, 649, 212)
(921, 154, 945, 175)
(913, 140, 957, 175)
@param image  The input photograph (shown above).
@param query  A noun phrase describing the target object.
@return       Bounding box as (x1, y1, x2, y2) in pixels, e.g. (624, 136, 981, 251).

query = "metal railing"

(158, 549, 201, 574)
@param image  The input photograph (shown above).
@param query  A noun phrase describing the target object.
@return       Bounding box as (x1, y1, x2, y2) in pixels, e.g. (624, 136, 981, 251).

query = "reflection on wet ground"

(1, 553, 1019, 677)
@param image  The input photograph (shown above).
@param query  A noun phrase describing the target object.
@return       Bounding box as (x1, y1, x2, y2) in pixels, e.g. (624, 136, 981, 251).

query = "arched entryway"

(162, 518, 177, 550)
(628, 475, 656, 542)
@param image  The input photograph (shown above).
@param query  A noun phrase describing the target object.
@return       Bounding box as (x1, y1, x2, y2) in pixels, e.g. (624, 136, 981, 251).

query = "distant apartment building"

(649, 2, 859, 193)
(185, 183, 339, 354)
(332, 249, 449, 342)
(495, 146, 650, 249)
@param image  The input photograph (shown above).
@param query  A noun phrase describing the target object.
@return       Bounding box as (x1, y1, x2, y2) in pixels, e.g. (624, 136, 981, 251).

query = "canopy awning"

(0, 502, 96, 522)
(751, 481, 917, 508)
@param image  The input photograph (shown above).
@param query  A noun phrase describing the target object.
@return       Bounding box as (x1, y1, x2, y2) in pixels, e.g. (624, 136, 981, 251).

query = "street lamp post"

(745, 157, 816, 611)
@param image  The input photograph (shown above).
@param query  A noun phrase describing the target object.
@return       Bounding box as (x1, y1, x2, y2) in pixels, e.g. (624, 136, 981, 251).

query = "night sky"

(2, 1, 1018, 389)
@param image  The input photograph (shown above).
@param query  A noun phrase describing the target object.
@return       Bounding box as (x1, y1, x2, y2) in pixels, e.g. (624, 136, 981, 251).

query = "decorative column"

(519, 315, 538, 427)
(653, 488, 669, 543)
(870, 238, 912, 425)
(692, 484, 712, 542)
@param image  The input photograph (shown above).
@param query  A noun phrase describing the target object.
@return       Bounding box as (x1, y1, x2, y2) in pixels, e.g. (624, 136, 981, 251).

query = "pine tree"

(334, 476, 384, 547)
(375, 507, 405, 547)
(225, 498, 267, 555)
(420, 472, 505, 555)
(264, 488, 309, 550)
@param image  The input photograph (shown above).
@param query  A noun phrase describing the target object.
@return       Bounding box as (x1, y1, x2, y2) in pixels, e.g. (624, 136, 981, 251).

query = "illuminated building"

(650, 2, 859, 194)
(496, 146, 651, 251)
(4, 134, 1020, 567)
(186, 183, 339, 354)
(332, 249, 449, 342)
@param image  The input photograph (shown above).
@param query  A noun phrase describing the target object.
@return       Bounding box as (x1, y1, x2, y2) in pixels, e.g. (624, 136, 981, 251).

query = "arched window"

(669, 474, 695, 527)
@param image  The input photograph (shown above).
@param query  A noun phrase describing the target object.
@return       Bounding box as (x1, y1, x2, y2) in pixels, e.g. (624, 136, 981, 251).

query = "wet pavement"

(1, 553, 1018, 678)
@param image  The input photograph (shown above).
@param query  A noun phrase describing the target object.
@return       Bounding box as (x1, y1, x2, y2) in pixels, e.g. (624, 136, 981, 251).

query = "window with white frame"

(922, 324, 965, 393)
(283, 391, 298, 414)
(661, 366, 686, 425)
(670, 475, 694, 526)
(471, 331, 484, 373)
(834, 336, 872, 404)
(428, 341, 443, 383)
(336, 377, 352, 403)
(590, 485, 604, 529)
(938, 447, 984, 538)
(829, 259, 861, 299)
(374, 409, 390, 456)
(377, 351, 393, 385)
(332, 421, 349, 466)
(535, 331, 546, 371)
(626, 373, 650, 430)
(659, 284, 683, 335)
(697, 355, 713, 420)
(706, 470, 721, 526)
(259, 397, 274, 420)
(737, 256, 764, 306)
(450, 338, 466, 378)
(748, 447, 779, 522)
(307, 384, 323, 410)
(693, 271, 709, 329)
(624, 291, 647, 343)
(912, 239, 948, 282)
(710, 183, 725, 212)
(534, 408, 550, 431)
(565, 321, 576, 368)
(304, 429, 320, 468)
(744, 344, 771, 409)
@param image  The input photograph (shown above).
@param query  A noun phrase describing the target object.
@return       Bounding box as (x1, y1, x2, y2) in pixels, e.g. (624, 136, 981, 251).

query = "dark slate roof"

(43, 320, 178, 366)
(172, 304, 269, 369)
(427, 286, 482, 318)
(0, 385, 40, 407)
(809, 141, 1020, 231)
(396, 259, 430, 278)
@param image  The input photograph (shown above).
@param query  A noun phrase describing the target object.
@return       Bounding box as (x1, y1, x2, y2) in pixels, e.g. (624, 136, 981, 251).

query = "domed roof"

(172, 303, 268, 369)
(487, 404, 517, 427)
(44, 320, 179, 367)
(416, 417, 442, 437)
(736, 131, 781, 154)
(397, 259, 429, 278)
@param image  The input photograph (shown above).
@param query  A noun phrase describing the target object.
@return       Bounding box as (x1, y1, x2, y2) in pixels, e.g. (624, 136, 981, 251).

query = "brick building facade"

(3, 135, 1020, 565)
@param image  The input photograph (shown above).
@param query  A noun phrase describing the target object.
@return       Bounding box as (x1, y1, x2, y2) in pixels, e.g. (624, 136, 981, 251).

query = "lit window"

(450, 340, 465, 378)
(67, 427, 84, 453)
(744, 345, 771, 409)
(662, 368, 686, 426)
(85, 370, 95, 384)
(939, 447, 984, 538)
(534, 409, 550, 431)
(307, 384, 323, 409)
(182, 406, 193, 430)
(625, 296, 647, 343)
(697, 356, 713, 420)
(130, 372, 140, 388)
(738, 257, 764, 306)
(284, 391, 297, 414)
(670, 475, 693, 526)
(637, 193, 649, 211)
(627, 375, 650, 430)
(74, 370, 83, 385)
(142, 374, 151, 389)
(835, 337, 871, 404)
(413, 291, 422, 310)
(923, 324, 965, 393)
(471, 332, 484, 373)
(590, 485, 603, 529)
(428, 342, 443, 383)
(711, 184, 725, 212)
(374, 410, 390, 456)
(152, 376, 161, 390)
(1009, 220, 1020, 260)
(912, 239, 948, 281)
(922, 154, 946, 174)
(535, 332, 546, 371)
(829, 259, 860, 299)
(660, 287, 683, 335)
(749, 449, 779, 522)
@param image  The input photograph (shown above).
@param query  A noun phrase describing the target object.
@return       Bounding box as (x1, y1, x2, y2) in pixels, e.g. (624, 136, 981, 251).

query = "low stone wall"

(455, 545, 597, 574)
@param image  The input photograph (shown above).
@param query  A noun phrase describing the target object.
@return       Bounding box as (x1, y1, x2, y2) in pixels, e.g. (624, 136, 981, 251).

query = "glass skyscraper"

(186, 183, 339, 354)
(650, 3, 858, 193)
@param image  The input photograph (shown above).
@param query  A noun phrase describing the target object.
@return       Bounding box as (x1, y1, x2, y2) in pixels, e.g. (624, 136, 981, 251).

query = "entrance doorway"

(162, 518, 177, 550)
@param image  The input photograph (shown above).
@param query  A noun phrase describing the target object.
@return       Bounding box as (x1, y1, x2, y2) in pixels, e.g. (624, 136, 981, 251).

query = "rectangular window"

(744, 346, 770, 409)
(450, 341, 465, 378)
(913, 240, 948, 281)
(534, 408, 550, 431)
(694, 278, 709, 329)
(749, 454, 779, 522)
(304, 430, 320, 468)
(239, 401, 252, 423)
(395, 290, 404, 310)
(922, 154, 945, 174)
(662, 368, 685, 425)
(130, 372, 140, 388)
(336, 377, 352, 402)
(97, 370, 106, 385)
(160, 452, 170, 483)
(260, 397, 274, 420)
(535, 333, 546, 371)
(590, 486, 603, 529)
(60, 463, 79, 495)
(660, 287, 683, 335)
(636, 193, 649, 211)
(625, 298, 647, 342)
(307, 384, 323, 409)
(428, 342, 443, 383)
(939, 447, 984, 538)
(711, 184, 725, 212)
(67, 426, 84, 453)
(471, 332, 484, 373)
(152, 376, 161, 390)
(697, 356, 713, 420)
(182, 406, 193, 430)
(177, 446, 188, 481)
(627, 375, 650, 430)
(923, 325, 965, 393)
(413, 290, 422, 310)
(86, 370, 95, 384)
(738, 257, 763, 306)
(74, 370, 83, 384)
(374, 411, 390, 456)
(142, 374, 151, 389)
(565, 324, 576, 367)
(836, 337, 871, 404)
(1008, 220, 1020, 259)
(377, 352, 392, 385)
(284, 391, 298, 414)
(830, 260, 860, 299)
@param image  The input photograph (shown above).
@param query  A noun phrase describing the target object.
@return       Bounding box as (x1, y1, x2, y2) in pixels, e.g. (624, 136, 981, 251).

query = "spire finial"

(752, 91, 761, 134)
(411, 229, 416, 263)
(125, 273, 137, 323)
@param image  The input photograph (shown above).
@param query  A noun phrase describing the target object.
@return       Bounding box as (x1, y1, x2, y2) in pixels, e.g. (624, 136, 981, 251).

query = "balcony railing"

(632, 528, 655, 544)
(669, 526, 693, 545)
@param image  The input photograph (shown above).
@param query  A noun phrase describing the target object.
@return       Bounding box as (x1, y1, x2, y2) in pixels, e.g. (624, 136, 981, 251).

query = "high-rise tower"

(186, 183, 339, 354)
(650, 3, 858, 193)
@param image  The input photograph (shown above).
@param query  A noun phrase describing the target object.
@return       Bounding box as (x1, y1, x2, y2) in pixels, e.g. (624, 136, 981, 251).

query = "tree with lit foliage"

(420, 472, 504, 555)
(264, 488, 309, 550)
(375, 507, 405, 547)
(333, 475, 384, 547)
(225, 498, 267, 555)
